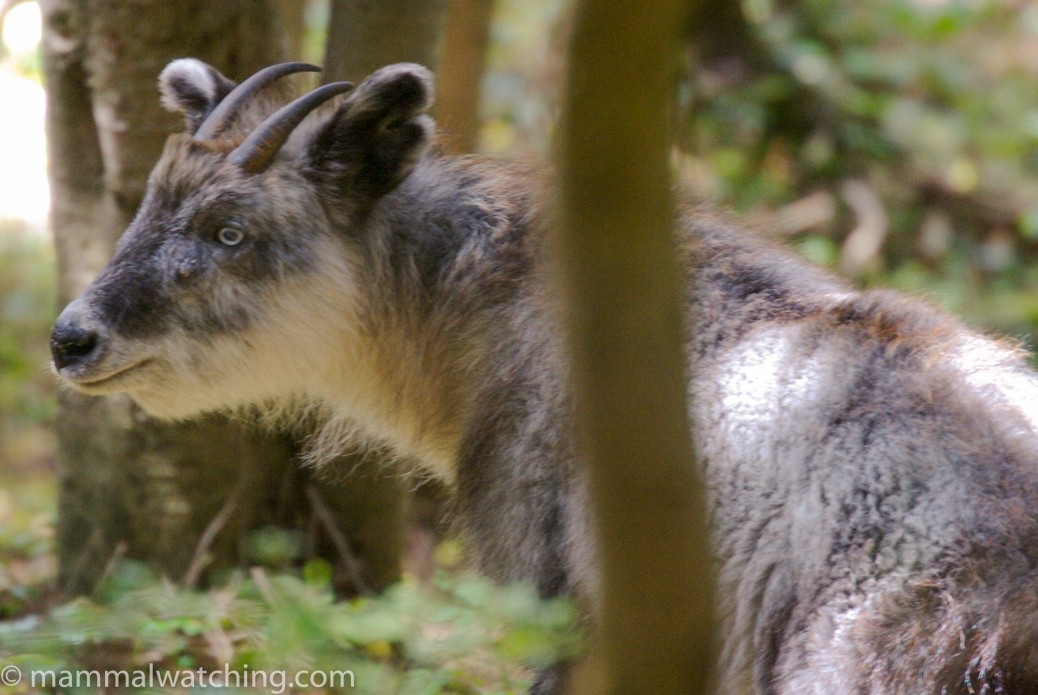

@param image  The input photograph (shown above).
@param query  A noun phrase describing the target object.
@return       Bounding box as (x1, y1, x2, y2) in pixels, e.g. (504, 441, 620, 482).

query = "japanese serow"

(51, 60, 1038, 694)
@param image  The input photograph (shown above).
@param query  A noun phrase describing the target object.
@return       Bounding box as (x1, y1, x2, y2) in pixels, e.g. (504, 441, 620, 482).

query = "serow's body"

(51, 61, 1038, 694)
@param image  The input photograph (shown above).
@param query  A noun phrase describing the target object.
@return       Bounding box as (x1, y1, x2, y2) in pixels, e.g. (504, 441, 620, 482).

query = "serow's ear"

(308, 63, 435, 201)
(159, 59, 236, 135)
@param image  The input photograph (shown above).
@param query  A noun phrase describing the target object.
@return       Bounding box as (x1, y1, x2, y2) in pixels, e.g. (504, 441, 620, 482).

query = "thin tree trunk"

(42, 0, 297, 594)
(436, 0, 494, 153)
(554, 1, 714, 693)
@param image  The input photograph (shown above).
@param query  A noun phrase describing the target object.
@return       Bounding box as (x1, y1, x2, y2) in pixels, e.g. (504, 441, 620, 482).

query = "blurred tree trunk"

(278, 0, 309, 61)
(42, 0, 401, 597)
(324, 0, 446, 81)
(436, 0, 494, 153)
(554, 1, 714, 693)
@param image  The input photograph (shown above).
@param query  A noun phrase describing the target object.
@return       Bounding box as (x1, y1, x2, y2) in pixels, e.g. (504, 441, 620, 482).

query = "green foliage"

(0, 477, 55, 620)
(678, 0, 1038, 337)
(0, 559, 580, 694)
(0, 223, 56, 472)
(0, 470, 577, 695)
(246, 526, 304, 571)
(0, 477, 578, 695)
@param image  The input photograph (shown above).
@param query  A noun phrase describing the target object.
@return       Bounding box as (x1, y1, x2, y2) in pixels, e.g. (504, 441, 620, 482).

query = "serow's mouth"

(59, 359, 152, 390)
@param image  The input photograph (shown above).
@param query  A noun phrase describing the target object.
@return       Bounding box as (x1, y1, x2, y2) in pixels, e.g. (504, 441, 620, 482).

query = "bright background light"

(0, 1, 49, 233)
(2, 2, 41, 55)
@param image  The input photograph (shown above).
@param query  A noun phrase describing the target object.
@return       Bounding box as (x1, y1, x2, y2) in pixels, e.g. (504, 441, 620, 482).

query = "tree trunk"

(278, 0, 309, 61)
(324, 0, 446, 82)
(436, 0, 494, 153)
(42, 0, 305, 595)
(554, 1, 714, 693)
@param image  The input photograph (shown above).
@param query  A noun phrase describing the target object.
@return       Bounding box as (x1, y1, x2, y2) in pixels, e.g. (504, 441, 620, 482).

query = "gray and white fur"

(51, 59, 1038, 694)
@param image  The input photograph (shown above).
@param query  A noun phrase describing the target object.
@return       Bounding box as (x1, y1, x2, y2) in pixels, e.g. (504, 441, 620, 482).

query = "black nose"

(50, 319, 101, 370)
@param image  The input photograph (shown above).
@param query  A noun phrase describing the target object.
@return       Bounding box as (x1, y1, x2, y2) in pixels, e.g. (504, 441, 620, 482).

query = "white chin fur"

(127, 389, 212, 421)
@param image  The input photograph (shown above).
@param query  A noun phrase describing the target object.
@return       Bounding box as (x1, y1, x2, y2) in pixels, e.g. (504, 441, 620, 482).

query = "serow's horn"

(193, 62, 321, 141)
(227, 81, 354, 174)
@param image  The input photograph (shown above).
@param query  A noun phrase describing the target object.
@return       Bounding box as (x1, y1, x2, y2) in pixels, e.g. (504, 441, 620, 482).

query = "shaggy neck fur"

(303, 153, 539, 481)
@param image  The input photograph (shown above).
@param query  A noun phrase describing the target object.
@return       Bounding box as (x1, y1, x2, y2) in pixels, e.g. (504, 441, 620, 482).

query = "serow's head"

(50, 59, 434, 419)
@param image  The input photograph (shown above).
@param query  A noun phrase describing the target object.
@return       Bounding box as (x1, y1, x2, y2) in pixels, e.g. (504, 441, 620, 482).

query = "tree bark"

(436, 0, 494, 153)
(278, 0, 309, 61)
(554, 1, 714, 693)
(42, 0, 300, 594)
(324, 0, 446, 82)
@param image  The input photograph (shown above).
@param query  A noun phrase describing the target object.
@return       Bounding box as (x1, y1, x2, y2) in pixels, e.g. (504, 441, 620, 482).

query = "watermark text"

(0, 663, 354, 693)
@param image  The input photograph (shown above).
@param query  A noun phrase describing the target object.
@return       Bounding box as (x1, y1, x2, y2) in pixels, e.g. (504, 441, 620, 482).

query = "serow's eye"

(216, 227, 245, 247)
